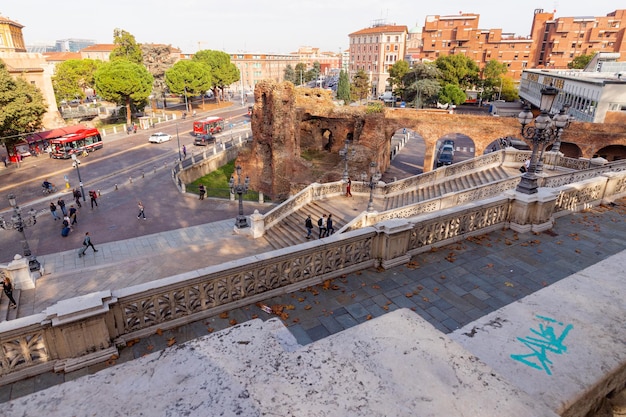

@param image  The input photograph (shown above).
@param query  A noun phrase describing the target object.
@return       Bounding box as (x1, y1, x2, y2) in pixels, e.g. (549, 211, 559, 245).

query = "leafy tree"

(499, 77, 519, 101)
(294, 63, 307, 85)
(141, 44, 178, 109)
(94, 60, 153, 125)
(568, 54, 593, 69)
(306, 61, 321, 84)
(336, 70, 351, 103)
(193, 50, 239, 101)
(435, 55, 479, 89)
(350, 69, 370, 102)
(52, 59, 101, 105)
(388, 60, 410, 96)
(401, 62, 441, 105)
(408, 79, 440, 108)
(480, 60, 508, 100)
(165, 60, 212, 112)
(0, 61, 46, 153)
(109, 29, 143, 64)
(283, 64, 296, 84)
(438, 84, 467, 105)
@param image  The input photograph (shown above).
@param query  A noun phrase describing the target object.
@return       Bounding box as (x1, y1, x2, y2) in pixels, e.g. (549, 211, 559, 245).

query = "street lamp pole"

(176, 123, 182, 161)
(516, 85, 571, 194)
(367, 162, 382, 212)
(229, 165, 250, 228)
(0, 194, 40, 271)
(338, 139, 354, 182)
(71, 154, 86, 202)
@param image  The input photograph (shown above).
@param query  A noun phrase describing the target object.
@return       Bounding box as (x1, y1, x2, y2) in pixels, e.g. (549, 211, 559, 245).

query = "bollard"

(97, 189, 101, 196)
(142, 170, 145, 178)
(153, 165, 157, 173)
(129, 176, 132, 184)
(115, 184, 118, 191)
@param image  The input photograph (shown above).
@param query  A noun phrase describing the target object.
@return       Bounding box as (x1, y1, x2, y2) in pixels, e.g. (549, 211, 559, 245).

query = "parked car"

(436, 150, 454, 167)
(441, 143, 455, 155)
(148, 132, 172, 143)
(194, 134, 215, 146)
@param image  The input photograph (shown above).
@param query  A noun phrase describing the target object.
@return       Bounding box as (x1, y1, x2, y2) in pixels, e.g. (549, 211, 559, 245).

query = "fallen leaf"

(146, 345, 154, 351)
(155, 328, 163, 336)
(304, 305, 312, 310)
(219, 312, 229, 319)
(366, 315, 373, 320)
(167, 338, 176, 347)
(504, 282, 515, 287)
(229, 319, 238, 326)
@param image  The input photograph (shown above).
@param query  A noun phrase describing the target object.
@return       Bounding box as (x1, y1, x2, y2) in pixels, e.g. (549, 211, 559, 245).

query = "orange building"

(348, 21, 408, 97)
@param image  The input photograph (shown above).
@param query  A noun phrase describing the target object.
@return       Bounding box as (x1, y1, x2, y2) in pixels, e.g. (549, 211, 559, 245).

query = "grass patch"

(188, 160, 263, 201)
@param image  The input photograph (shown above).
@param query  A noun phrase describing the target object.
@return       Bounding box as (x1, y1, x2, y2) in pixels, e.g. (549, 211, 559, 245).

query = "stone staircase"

(263, 165, 518, 251)
(384, 166, 512, 211)
(262, 201, 353, 250)
(0, 289, 20, 322)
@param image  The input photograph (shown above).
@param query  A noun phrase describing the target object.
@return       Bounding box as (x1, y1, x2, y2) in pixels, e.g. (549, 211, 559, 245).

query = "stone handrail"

(1, 169, 626, 384)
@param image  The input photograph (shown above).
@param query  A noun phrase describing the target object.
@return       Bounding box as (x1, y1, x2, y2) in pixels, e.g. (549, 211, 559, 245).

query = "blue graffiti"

(510, 315, 573, 375)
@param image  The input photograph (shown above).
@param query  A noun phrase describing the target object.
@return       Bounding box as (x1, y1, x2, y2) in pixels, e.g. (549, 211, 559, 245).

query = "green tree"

(165, 60, 212, 112)
(109, 29, 143, 64)
(294, 63, 307, 85)
(480, 60, 508, 100)
(0, 61, 46, 153)
(408, 78, 440, 108)
(568, 54, 594, 69)
(52, 59, 101, 105)
(499, 77, 519, 101)
(306, 61, 321, 84)
(94, 60, 153, 125)
(141, 44, 178, 109)
(438, 83, 467, 106)
(193, 50, 239, 101)
(336, 70, 351, 103)
(388, 60, 410, 96)
(435, 55, 479, 89)
(350, 69, 370, 102)
(283, 64, 296, 84)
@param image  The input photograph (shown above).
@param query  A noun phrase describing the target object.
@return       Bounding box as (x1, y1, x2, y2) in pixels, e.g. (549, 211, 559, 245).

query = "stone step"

(0, 289, 20, 322)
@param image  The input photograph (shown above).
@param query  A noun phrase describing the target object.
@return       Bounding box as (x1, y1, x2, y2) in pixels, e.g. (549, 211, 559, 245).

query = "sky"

(1, 1, 622, 54)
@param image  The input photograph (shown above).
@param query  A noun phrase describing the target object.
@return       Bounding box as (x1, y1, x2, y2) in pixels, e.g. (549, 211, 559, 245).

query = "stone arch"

(322, 128, 333, 151)
(547, 142, 582, 159)
(594, 145, 626, 161)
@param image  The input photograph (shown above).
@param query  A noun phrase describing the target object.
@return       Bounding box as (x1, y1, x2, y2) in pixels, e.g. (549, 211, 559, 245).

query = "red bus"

(49, 128, 103, 159)
(193, 116, 224, 136)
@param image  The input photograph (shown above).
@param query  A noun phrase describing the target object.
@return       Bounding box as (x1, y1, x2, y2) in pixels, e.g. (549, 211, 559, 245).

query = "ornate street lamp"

(71, 154, 87, 202)
(0, 194, 40, 271)
(229, 165, 250, 228)
(516, 85, 571, 194)
(366, 162, 382, 212)
(338, 138, 355, 182)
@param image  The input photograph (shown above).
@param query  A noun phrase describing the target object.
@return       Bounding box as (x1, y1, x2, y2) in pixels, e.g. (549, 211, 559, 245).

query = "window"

(394, 45, 398, 51)
(395, 36, 399, 42)
(387, 36, 390, 42)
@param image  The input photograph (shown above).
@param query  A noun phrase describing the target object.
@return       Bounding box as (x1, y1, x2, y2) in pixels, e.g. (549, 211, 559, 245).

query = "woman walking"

(137, 201, 146, 220)
(2, 276, 17, 308)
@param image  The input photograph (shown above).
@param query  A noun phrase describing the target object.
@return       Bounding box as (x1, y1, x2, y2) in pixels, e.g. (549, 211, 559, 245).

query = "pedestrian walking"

(1, 276, 17, 308)
(69, 205, 78, 225)
(89, 190, 98, 209)
(182, 145, 187, 159)
(57, 197, 67, 216)
(305, 214, 313, 239)
(327, 214, 335, 235)
(137, 201, 146, 220)
(318, 214, 327, 238)
(198, 184, 206, 200)
(49, 201, 60, 220)
(79, 232, 98, 257)
(73, 188, 82, 208)
(346, 178, 352, 197)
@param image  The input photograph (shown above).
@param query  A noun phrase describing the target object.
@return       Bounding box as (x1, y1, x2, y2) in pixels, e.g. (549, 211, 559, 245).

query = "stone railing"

(1, 169, 626, 383)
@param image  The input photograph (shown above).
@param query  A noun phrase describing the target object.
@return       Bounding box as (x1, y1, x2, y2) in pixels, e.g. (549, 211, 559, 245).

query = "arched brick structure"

(243, 81, 626, 200)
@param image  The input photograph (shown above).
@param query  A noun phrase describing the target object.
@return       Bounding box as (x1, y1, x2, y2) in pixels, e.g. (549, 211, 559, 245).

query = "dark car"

(194, 134, 215, 146)
(436, 150, 454, 167)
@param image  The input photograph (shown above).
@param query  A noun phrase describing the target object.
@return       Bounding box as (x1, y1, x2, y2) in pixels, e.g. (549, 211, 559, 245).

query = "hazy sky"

(1, 1, 621, 54)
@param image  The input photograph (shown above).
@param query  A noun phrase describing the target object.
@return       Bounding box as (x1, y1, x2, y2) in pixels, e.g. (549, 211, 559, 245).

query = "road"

(0, 105, 264, 264)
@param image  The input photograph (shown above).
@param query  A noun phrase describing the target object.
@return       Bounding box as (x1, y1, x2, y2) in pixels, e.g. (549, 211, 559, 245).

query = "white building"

(519, 54, 626, 123)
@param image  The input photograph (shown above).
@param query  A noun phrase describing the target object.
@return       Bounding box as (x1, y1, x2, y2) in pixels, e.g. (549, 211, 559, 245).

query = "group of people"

(305, 213, 335, 239)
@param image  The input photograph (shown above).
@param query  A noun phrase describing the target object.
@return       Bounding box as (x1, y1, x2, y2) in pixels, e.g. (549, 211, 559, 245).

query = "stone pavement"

(1, 195, 624, 403)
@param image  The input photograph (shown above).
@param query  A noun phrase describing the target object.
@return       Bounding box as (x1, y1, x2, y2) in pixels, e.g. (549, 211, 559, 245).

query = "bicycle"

(42, 184, 57, 195)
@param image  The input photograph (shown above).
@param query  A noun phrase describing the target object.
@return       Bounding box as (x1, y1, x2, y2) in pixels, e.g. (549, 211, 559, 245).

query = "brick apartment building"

(350, 9, 626, 96)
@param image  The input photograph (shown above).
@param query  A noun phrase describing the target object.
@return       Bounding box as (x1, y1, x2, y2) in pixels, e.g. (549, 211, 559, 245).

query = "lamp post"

(366, 162, 382, 212)
(338, 139, 354, 182)
(229, 165, 250, 228)
(176, 123, 182, 161)
(516, 85, 571, 194)
(71, 154, 86, 202)
(0, 194, 40, 271)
